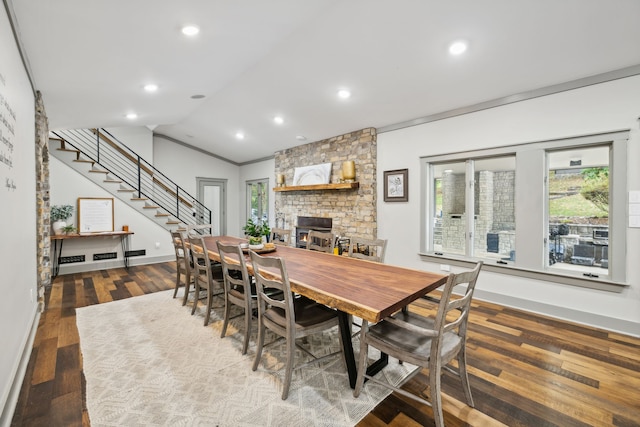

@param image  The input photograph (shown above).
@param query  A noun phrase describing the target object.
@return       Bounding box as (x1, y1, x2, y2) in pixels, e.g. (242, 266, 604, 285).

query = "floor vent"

(59, 255, 85, 264)
(125, 249, 146, 257)
(93, 252, 117, 261)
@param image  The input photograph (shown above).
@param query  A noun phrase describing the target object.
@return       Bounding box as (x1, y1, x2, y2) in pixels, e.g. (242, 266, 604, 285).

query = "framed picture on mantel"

(383, 169, 408, 202)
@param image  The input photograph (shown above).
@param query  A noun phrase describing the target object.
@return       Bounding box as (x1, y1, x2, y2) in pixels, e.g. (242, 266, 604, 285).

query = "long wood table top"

(198, 235, 448, 324)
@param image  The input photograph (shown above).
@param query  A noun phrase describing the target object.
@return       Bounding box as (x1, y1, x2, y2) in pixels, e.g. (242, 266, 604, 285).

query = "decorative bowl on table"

(240, 243, 249, 249)
(249, 244, 264, 250)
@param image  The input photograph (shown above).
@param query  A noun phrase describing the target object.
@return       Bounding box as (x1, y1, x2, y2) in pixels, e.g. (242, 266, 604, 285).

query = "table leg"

(338, 311, 388, 389)
(121, 235, 130, 269)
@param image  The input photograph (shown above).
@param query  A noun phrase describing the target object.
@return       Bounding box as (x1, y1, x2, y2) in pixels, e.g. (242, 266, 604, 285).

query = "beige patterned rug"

(76, 290, 416, 426)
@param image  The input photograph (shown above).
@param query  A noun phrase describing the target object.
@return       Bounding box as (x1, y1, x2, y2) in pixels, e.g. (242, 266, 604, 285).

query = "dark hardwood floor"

(10, 262, 640, 426)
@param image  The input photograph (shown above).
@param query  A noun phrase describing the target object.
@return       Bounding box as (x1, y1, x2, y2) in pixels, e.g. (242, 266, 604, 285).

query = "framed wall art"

(78, 197, 114, 233)
(383, 169, 408, 202)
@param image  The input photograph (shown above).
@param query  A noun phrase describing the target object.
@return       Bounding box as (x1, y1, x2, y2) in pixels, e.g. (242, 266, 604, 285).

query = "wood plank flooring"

(10, 262, 640, 426)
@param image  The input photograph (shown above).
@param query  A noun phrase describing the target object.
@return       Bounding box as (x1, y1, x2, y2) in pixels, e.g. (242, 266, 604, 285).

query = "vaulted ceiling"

(9, 0, 640, 163)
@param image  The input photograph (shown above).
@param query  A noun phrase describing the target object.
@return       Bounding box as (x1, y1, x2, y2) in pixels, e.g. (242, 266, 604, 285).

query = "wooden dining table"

(198, 235, 448, 388)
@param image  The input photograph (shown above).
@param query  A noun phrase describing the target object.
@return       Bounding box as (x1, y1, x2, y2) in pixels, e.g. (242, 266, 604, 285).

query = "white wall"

(104, 126, 153, 160)
(49, 156, 174, 274)
(0, 7, 38, 423)
(153, 137, 242, 236)
(378, 75, 640, 336)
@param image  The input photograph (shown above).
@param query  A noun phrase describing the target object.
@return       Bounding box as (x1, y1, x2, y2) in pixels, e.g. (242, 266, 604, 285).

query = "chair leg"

(281, 331, 295, 400)
(182, 269, 192, 306)
(241, 305, 251, 355)
(430, 362, 445, 427)
(353, 321, 369, 398)
(191, 282, 200, 315)
(204, 287, 212, 326)
(252, 320, 266, 371)
(173, 267, 180, 298)
(457, 345, 474, 407)
(220, 296, 231, 339)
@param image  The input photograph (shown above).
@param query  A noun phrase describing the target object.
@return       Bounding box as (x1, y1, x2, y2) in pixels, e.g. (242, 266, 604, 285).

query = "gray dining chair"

(270, 227, 291, 246)
(306, 230, 335, 253)
(353, 261, 482, 427)
(346, 236, 387, 262)
(249, 250, 343, 400)
(187, 235, 224, 326)
(170, 230, 192, 304)
(217, 241, 256, 354)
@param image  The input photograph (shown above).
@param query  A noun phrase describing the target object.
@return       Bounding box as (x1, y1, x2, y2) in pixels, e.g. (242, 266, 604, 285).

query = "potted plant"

(51, 204, 74, 235)
(243, 218, 270, 248)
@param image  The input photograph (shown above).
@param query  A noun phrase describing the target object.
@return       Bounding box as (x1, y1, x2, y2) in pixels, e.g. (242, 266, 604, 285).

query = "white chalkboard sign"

(78, 197, 114, 233)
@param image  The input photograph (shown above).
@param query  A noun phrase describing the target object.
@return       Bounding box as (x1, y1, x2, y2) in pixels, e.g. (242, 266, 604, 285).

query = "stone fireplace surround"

(274, 127, 377, 241)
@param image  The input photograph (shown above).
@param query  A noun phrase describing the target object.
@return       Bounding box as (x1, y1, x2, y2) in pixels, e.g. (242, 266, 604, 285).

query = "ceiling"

(9, 0, 640, 164)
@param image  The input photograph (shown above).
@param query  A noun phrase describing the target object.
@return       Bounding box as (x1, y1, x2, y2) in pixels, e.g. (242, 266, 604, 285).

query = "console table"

(50, 231, 134, 278)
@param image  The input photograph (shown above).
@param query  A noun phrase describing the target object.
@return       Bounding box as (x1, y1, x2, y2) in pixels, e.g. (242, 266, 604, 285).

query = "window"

(430, 157, 515, 261)
(547, 146, 609, 276)
(246, 179, 268, 225)
(422, 131, 628, 287)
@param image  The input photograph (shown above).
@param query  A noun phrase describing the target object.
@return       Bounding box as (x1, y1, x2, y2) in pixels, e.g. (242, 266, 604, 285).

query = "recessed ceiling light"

(449, 40, 468, 56)
(273, 116, 284, 125)
(235, 132, 245, 140)
(181, 25, 200, 36)
(144, 84, 158, 92)
(191, 94, 205, 99)
(337, 89, 351, 99)
(296, 135, 307, 141)
(125, 113, 137, 120)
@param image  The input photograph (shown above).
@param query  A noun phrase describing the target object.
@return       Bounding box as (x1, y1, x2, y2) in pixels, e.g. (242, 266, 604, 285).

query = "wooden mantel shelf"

(273, 182, 359, 192)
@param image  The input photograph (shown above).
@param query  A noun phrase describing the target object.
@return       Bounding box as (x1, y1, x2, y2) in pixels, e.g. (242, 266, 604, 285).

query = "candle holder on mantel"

(342, 161, 356, 183)
(276, 173, 285, 187)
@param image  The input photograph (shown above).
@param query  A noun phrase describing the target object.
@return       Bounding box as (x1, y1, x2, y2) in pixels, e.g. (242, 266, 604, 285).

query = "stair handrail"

(50, 128, 211, 228)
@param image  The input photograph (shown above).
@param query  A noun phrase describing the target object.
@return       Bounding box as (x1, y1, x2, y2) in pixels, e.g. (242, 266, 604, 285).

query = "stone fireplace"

(274, 128, 377, 241)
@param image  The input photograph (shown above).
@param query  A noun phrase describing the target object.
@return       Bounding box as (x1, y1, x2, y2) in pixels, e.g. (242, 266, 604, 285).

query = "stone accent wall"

(35, 91, 50, 311)
(274, 128, 376, 240)
(441, 169, 515, 255)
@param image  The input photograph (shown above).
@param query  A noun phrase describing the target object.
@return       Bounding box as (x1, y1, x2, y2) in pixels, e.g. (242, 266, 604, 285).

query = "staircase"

(49, 128, 211, 232)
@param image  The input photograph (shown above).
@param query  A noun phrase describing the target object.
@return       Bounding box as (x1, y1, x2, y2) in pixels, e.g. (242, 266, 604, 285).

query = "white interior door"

(196, 178, 226, 235)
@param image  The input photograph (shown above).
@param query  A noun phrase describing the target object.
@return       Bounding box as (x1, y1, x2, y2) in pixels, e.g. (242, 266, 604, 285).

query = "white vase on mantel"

(52, 220, 66, 235)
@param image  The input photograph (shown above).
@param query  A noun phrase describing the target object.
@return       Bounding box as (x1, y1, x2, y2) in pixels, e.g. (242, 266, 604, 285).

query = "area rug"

(76, 290, 416, 426)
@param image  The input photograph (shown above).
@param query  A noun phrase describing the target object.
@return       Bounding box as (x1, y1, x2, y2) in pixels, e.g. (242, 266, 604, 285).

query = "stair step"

(88, 169, 109, 174)
(142, 205, 160, 209)
(155, 213, 170, 217)
(104, 179, 122, 184)
(57, 148, 80, 154)
(166, 220, 180, 225)
(131, 197, 148, 201)
(74, 159, 94, 164)
(117, 188, 135, 192)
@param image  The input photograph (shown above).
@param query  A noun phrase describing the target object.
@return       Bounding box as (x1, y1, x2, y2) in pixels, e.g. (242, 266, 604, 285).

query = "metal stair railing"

(51, 128, 211, 229)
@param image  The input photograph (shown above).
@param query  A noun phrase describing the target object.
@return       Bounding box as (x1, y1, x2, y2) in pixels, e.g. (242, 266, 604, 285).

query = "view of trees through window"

(547, 146, 609, 275)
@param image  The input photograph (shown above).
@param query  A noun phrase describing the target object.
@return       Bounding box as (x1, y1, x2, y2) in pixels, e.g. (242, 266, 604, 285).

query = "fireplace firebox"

(295, 216, 332, 248)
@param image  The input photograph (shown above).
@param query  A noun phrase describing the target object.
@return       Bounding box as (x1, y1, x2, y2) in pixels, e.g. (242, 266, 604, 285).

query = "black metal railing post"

(96, 128, 100, 163)
(176, 185, 180, 218)
(137, 155, 142, 198)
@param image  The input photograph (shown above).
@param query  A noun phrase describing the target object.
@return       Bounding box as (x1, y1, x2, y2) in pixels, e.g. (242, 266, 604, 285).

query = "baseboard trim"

(57, 254, 174, 275)
(473, 289, 640, 338)
(0, 307, 40, 427)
